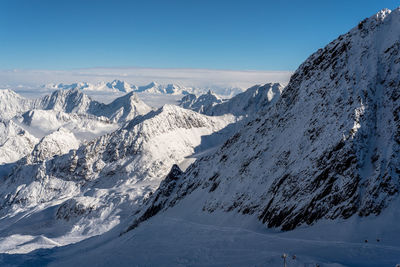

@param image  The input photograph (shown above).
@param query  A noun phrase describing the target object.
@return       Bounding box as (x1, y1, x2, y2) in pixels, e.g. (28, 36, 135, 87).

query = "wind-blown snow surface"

(16, 200, 400, 267)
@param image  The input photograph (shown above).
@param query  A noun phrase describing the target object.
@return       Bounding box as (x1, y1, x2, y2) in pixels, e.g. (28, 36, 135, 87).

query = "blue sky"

(0, 0, 399, 71)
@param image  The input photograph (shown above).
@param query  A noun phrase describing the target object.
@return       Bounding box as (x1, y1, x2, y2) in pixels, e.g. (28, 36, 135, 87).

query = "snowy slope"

(27, 128, 80, 164)
(0, 88, 150, 123)
(131, 8, 400, 232)
(0, 89, 37, 120)
(14, 109, 118, 140)
(26, 201, 400, 267)
(179, 90, 223, 113)
(95, 91, 152, 122)
(0, 109, 119, 164)
(0, 120, 38, 164)
(0, 89, 148, 164)
(0, 105, 235, 252)
(180, 83, 284, 116)
(38, 89, 151, 123)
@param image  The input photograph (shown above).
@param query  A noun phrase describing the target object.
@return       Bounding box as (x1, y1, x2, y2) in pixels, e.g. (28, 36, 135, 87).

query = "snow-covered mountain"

(42, 80, 244, 97)
(0, 89, 149, 164)
(105, 80, 133, 93)
(2, 7, 400, 267)
(14, 88, 151, 123)
(43, 81, 193, 95)
(43, 80, 133, 93)
(179, 90, 223, 113)
(27, 127, 80, 164)
(0, 104, 235, 252)
(130, 8, 400, 232)
(180, 83, 284, 116)
(0, 120, 38, 164)
(135, 82, 190, 95)
(0, 89, 37, 120)
(95, 91, 152, 122)
(38, 89, 103, 114)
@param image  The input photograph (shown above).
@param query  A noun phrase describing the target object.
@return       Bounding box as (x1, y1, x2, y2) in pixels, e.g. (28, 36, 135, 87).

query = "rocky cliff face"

(131, 8, 400, 231)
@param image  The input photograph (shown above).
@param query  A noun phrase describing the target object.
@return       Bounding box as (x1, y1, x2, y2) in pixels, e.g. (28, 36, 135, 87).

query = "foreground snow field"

(1, 202, 400, 267)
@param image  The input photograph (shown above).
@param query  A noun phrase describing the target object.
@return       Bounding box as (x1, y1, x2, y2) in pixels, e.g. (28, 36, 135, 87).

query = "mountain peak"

(106, 79, 133, 93)
(131, 8, 400, 233)
(375, 8, 391, 21)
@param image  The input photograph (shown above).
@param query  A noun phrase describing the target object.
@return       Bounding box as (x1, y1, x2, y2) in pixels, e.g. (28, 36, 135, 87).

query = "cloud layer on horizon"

(0, 68, 292, 91)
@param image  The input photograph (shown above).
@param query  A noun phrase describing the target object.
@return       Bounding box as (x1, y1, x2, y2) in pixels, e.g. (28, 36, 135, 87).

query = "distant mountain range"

(42, 80, 244, 97)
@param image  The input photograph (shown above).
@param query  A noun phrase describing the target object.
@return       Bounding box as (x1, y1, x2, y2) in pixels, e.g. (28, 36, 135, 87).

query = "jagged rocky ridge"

(0, 89, 151, 164)
(130, 8, 400, 231)
(0, 104, 235, 246)
(37, 89, 152, 123)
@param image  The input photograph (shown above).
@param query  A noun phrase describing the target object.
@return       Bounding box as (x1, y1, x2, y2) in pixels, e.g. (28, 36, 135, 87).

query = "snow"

(2, 202, 400, 266)
(1, 7, 400, 267)
(0, 88, 151, 164)
(179, 83, 284, 117)
(42, 80, 240, 98)
(0, 120, 38, 164)
(0, 103, 235, 254)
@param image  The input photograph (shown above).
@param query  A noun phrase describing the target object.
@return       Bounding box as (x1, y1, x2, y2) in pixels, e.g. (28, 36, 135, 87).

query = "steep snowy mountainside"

(37, 89, 103, 115)
(180, 83, 284, 116)
(0, 89, 36, 120)
(178, 90, 223, 114)
(0, 120, 38, 164)
(208, 83, 283, 116)
(0, 105, 235, 252)
(0, 89, 146, 164)
(27, 128, 80, 164)
(3, 107, 119, 164)
(94, 91, 152, 122)
(130, 8, 400, 231)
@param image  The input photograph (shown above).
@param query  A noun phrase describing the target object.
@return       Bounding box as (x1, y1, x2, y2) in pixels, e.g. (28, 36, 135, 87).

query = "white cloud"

(0, 67, 292, 90)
